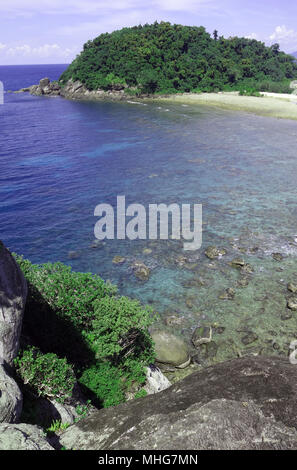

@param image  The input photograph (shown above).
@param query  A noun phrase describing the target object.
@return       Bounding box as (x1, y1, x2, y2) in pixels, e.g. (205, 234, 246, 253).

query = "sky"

(1, 0, 297, 65)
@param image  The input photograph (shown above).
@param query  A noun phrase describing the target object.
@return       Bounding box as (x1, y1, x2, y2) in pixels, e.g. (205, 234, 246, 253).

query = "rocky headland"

(17, 77, 144, 102)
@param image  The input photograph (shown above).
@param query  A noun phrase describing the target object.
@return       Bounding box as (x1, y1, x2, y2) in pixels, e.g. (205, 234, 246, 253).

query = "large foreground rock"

(0, 424, 54, 450)
(60, 357, 297, 450)
(0, 241, 27, 366)
(0, 365, 22, 423)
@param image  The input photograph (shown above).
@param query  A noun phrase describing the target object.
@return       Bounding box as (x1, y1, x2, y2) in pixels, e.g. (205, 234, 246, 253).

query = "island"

(18, 22, 297, 120)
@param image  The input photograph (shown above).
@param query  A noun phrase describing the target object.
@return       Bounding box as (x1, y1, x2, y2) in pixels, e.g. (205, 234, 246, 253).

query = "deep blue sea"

(1, 64, 297, 365)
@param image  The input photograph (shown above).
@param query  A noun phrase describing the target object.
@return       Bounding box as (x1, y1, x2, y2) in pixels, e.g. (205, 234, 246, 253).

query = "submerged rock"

(205, 246, 226, 260)
(230, 258, 245, 268)
(131, 261, 150, 281)
(287, 297, 297, 311)
(112, 255, 126, 265)
(241, 263, 254, 274)
(142, 248, 152, 255)
(151, 331, 190, 368)
(164, 314, 184, 327)
(89, 240, 104, 249)
(237, 277, 249, 288)
(281, 310, 293, 321)
(241, 331, 258, 346)
(192, 341, 218, 363)
(272, 253, 283, 261)
(185, 298, 194, 309)
(219, 287, 236, 300)
(192, 326, 212, 348)
(59, 357, 297, 450)
(288, 283, 297, 294)
(67, 250, 80, 260)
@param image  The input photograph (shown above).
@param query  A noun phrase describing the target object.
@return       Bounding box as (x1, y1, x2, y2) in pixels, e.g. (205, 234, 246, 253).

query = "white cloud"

(269, 25, 297, 44)
(245, 32, 258, 40)
(0, 43, 7, 50)
(0, 43, 79, 62)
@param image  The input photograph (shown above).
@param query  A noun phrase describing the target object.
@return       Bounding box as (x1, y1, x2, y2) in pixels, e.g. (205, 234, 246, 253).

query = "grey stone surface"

(0, 240, 27, 366)
(0, 423, 54, 450)
(59, 356, 297, 450)
(144, 365, 171, 395)
(0, 365, 22, 423)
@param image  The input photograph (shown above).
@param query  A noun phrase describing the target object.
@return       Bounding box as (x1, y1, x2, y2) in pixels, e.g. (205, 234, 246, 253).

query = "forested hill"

(60, 22, 297, 95)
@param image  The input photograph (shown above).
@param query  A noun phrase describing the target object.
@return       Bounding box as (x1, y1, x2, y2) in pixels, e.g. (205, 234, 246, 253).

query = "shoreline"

(152, 91, 297, 121)
(17, 78, 297, 121)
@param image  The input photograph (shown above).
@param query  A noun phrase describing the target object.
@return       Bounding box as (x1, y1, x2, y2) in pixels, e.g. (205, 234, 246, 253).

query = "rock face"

(29, 78, 61, 97)
(59, 357, 297, 450)
(0, 240, 27, 366)
(0, 424, 54, 450)
(144, 364, 171, 395)
(151, 331, 190, 368)
(0, 365, 22, 423)
(32, 397, 83, 428)
(22, 78, 130, 101)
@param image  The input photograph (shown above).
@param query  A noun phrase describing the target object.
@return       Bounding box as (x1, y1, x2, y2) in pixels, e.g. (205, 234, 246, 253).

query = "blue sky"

(1, 0, 297, 65)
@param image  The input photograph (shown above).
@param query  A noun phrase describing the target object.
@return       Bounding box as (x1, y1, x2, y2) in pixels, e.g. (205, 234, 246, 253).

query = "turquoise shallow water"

(1, 65, 297, 367)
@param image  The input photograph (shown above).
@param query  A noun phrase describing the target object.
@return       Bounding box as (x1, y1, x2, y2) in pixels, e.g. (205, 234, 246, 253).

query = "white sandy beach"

(157, 91, 297, 120)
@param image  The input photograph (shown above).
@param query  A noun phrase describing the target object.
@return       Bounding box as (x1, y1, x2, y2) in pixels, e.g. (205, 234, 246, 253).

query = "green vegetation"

(46, 420, 71, 435)
(16, 256, 117, 330)
(89, 296, 155, 367)
(79, 363, 126, 408)
(134, 389, 148, 399)
(14, 255, 156, 409)
(238, 87, 261, 97)
(60, 22, 297, 95)
(14, 347, 76, 403)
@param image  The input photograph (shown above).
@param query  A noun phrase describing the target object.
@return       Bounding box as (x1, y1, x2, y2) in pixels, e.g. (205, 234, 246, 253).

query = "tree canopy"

(60, 22, 297, 94)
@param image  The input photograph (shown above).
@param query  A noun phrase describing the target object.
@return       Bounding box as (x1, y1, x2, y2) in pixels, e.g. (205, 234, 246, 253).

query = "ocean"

(1, 64, 297, 365)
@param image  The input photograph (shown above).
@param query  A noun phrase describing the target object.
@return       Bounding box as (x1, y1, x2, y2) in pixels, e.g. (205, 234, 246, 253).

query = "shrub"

(79, 363, 126, 408)
(89, 296, 156, 368)
(14, 255, 117, 330)
(81, 296, 156, 405)
(14, 347, 76, 403)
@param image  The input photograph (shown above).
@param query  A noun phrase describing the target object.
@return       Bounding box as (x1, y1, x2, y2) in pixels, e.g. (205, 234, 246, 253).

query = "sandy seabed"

(155, 91, 297, 120)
